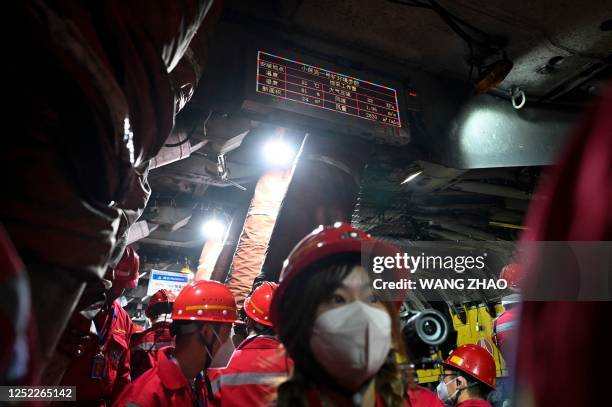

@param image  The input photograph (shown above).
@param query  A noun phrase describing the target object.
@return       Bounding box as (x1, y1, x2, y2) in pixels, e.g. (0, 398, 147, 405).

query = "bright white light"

(400, 170, 423, 184)
(201, 218, 227, 240)
(263, 140, 295, 165)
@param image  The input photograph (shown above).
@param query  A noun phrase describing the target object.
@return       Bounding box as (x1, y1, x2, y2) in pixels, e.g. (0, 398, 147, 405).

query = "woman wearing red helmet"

(270, 223, 442, 407)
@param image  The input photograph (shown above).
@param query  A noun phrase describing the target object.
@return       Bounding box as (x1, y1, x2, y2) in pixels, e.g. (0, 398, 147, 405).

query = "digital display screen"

(256, 51, 401, 127)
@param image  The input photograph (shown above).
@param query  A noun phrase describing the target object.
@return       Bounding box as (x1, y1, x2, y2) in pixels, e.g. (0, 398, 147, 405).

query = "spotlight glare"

(201, 218, 226, 240)
(263, 140, 295, 165)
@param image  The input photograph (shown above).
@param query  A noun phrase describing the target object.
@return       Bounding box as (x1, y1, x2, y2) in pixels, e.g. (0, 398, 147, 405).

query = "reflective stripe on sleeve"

(209, 371, 288, 395)
(133, 341, 174, 351)
(495, 320, 516, 333)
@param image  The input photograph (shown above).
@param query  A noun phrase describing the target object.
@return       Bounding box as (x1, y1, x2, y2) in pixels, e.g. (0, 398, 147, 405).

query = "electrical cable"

(389, 0, 501, 49)
(387, 0, 507, 77)
(164, 110, 213, 147)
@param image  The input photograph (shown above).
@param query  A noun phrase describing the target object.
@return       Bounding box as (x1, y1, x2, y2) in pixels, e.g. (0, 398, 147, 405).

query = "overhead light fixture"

(401, 169, 424, 184)
(263, 139, 295, 166)
(201, 218, 227, 240)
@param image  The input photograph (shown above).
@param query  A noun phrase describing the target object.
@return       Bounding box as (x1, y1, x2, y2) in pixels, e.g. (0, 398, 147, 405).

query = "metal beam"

(439, 94, 577, 168)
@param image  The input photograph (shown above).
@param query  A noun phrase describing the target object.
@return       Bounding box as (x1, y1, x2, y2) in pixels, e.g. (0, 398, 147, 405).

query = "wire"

(429, 0, 494, 43)
(164, 110, 213, 148)
(164, 126, 195, 148)
(387, 0, 506, 73)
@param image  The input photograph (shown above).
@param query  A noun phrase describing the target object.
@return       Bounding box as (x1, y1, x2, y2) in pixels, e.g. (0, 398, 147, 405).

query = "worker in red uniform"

(57, 246, 139, 406)
(131, 325, 146, 345)
(130, 289, 176, 380)
(114, 280, 240, 407)
(436, 344, 496, 407)
(5, 1, 225, 382)
(208, 282, 292, 406)
(407, 385, 445, 407)
(492, 263, 523, 361)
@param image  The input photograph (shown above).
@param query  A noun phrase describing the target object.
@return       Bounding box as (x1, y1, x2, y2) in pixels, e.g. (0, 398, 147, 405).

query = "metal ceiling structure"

(224, 0, 611, 101)
(129, 0, 610, 300)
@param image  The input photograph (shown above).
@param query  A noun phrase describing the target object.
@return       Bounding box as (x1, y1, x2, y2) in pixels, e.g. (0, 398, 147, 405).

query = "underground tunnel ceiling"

(124, 0, 611, 311)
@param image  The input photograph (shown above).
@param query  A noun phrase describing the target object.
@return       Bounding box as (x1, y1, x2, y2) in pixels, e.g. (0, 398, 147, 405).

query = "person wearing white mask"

(114, 280, 241, 407)
(436, 345, 496, 407)
(270, 223, 439, 407)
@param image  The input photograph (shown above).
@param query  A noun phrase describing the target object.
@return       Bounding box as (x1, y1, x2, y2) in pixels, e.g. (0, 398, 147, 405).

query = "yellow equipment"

(416, 302, 508, 384)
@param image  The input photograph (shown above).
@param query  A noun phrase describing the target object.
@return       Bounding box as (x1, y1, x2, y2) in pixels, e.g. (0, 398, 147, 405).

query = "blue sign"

(152, 274, 189, 282)
(147, 269, 191, 296)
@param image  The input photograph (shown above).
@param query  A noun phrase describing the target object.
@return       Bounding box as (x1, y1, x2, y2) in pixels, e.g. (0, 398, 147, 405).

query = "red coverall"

(115, 346, 206, 407)
(492, 306, 518, 353)
(407, 385, 445, 407)
(456, 400, 492, 407)
(59, 301, 133, 406)
(130, 321, 174, 380)
(207, 335, 292, 407)
(308, 385, 443, 407)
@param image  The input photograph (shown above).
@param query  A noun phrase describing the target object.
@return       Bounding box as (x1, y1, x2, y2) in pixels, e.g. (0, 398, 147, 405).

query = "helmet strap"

(199, 325, 222, 369)
(450, 377, 476, 405)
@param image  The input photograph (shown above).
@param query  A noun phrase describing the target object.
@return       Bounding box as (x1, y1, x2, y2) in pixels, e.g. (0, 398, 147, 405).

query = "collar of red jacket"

(237, 335, 283, 350)
(157, 346, 191, 391)
(150, 320, 172, 330)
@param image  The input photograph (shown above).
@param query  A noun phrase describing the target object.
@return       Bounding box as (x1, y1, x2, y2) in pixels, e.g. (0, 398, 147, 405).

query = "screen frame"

(241, 44, 410, 145)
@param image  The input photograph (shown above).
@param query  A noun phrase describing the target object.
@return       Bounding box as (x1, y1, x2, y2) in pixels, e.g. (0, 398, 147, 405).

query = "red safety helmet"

(500, 263, 525, 290)
(244, 282, 278, 327)
(442, 344, 497, 389)
(107, 246, 140, 289)
(270, 223, 403, 329)
(146, 289, 176, 318)
(172, 280, 240, 324)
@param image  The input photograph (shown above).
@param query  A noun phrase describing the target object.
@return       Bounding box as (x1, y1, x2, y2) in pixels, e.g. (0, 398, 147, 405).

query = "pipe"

(414, 216, 499, 241)
(256, 133, 371, 283)
(139, 238, 204, 248)
(488, 221, 528, 230)
(210, 201, 252, 283)
(149, 131, 207, 169)
(195, 239, 225, 281)
(451, 181, 532, 200)
(224, 169, 293, 306)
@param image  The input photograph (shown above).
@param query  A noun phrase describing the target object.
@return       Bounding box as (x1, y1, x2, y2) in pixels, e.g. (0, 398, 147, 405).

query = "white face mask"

(436, 378, 459, 405)
(310, 301, 392, 391)
(204, 328, 224, 361)
(209, 327, 237, 368)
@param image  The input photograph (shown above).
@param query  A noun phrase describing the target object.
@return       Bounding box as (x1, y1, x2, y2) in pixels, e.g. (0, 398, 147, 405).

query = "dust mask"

(436, 378, 459, 405)
(310, 301, 391, 391)
(200, 327, 224, 370)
